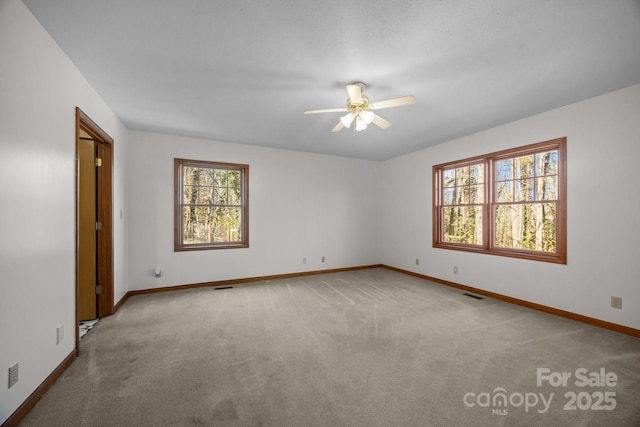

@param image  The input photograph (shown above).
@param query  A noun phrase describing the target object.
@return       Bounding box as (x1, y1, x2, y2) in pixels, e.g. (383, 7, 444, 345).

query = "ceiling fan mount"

(346, 96, 369, 111)
(304, 82, 416, 133)
(346, 82, 367, 106)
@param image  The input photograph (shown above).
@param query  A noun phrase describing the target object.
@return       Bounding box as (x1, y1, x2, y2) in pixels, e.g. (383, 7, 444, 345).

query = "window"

(174, 159, 249, 251)
(433, 138, 566, 264)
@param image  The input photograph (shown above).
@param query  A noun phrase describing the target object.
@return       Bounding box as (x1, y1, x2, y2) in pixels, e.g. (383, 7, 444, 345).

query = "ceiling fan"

(304, 83, 416, 133)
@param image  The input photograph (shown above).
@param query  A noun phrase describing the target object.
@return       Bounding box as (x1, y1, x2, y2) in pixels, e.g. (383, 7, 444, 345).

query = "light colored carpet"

(19, 268, 640, 426)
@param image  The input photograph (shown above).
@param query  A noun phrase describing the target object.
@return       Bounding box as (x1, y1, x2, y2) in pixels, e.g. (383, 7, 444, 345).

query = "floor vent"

(463, 292, 484, 300)
(214, 286, 234, 290)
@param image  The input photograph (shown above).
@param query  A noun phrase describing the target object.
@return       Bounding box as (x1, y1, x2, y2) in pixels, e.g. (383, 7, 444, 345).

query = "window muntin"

(175, 159, 248, 251)
(433, 138, 566, 264)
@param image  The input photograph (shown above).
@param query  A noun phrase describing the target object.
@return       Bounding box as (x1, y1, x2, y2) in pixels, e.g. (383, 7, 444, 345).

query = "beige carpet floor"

(19, 268, 640, 426)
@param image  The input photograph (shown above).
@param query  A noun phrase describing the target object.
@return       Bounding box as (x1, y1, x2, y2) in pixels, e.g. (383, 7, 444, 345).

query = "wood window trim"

(433, 137, 567, 264)
(174, 158, 249, 251)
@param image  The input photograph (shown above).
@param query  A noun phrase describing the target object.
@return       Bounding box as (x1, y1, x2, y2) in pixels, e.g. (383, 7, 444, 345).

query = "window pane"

(515, 178, 535, 201)
(496, 181, 513, 203)
(442, 206, 483, 245)
(536, 151, 558, 176)
(200, 169, 214, 185)
(182, 206, 211, 244)
(214, 188, 228, 205)
(183, 185, 195, 204)
(228, 186, 242, 205)
(494, 203, 556, 252)
(536, 176, 557, 201)
(209, 207, 242, 242)
(469, 184, 483, 204)
(496, 159, 512, 181)
(198, 186, 213, 204)
(183, 167, 194, 185)
(228, 170, 241, 188)
(443, 188, 454, 205)
(443, 169, 456, 187)
(182, 206, 243, 244)
(214, 169, 227, 187)
(470, 164, 484, 184)
(455, 167, 469, 187)
(514, 155, 535, 179)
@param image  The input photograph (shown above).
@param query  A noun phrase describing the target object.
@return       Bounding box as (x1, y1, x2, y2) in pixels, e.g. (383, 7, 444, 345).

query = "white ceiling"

(22, 0, 640, 161)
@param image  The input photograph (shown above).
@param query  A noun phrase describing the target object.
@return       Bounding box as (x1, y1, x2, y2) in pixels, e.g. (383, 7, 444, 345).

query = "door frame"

(75, 107, 114, 352)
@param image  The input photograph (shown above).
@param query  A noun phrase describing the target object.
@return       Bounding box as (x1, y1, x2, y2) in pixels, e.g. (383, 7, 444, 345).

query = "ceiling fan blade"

(370, 95, 416, 110)
(331, 121, 344, 132)
(304, 107, 349, 114)
(346, 84, 363, 105)
(372, 114, 392, 129)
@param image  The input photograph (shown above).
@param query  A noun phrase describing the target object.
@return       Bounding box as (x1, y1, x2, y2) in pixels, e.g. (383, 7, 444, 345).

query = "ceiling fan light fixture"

(340, 112, 355, 128)
(359, 110, 374, 125)
(355, 119, 368, 131)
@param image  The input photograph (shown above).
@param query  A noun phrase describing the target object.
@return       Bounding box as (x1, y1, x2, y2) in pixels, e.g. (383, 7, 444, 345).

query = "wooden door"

(75, 108, 114, 352)
(78, 135, 97, 321)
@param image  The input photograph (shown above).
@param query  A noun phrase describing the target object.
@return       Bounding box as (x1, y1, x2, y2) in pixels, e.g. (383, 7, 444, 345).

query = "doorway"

(75, 108, 114, 350)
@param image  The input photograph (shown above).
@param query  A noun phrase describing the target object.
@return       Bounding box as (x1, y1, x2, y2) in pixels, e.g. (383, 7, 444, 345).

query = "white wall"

(127, 131, 381, 291)
(0, 0, 129, 423)
(381, 83, 640, 330)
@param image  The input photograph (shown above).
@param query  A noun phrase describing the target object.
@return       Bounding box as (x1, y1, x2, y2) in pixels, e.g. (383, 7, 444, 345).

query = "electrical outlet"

(415, 258, 420, 265)
(453, 266, 459, 275)
(8, 363, 18, 388)
(321, 256, 325, 263)
(56, 324, 64, 344)
(303, 257, 307, 264)
(611, 296, 622, 309)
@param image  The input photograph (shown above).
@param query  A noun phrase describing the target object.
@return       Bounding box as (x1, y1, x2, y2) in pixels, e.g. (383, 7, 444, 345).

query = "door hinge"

(95, 157, 102, 167)
(95, 285, 103, 295)
(95, 221, 103, 231)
